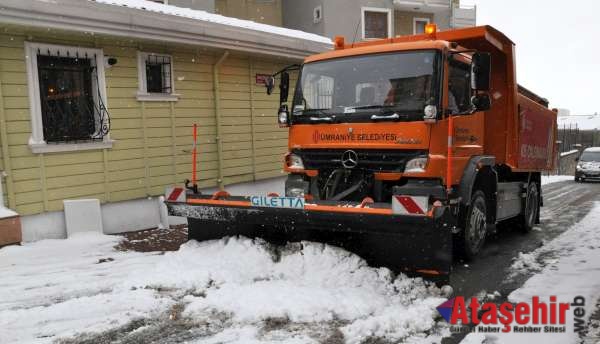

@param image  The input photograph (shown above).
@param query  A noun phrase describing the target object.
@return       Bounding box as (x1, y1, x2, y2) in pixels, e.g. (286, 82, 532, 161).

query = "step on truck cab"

(166, 25, 557, 284)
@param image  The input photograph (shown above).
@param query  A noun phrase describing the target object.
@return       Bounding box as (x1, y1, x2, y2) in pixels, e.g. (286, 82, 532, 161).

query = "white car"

(575, 147, 600, 182)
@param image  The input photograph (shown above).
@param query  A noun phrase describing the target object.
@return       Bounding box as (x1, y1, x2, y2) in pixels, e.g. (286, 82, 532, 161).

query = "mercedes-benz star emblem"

(341, 150, 359, 169)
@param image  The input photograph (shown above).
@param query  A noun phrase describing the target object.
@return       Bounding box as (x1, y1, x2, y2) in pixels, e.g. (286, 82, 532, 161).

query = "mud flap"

(168, 202, 454, 284)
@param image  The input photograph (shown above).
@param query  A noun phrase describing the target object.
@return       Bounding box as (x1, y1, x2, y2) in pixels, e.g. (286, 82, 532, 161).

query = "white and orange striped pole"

(191, 123, 198, 186)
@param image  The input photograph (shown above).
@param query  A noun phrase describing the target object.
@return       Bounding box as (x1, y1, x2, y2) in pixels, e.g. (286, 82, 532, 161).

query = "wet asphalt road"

(443, 179, 600, 344)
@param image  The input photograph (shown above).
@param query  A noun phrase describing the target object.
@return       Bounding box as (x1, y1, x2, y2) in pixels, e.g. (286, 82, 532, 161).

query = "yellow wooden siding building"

(0, 0, 330, 240)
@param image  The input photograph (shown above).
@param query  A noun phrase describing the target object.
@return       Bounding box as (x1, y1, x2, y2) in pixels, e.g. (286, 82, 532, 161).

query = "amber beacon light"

(334, 36, 345, 50)
(425, 23, 437, 36)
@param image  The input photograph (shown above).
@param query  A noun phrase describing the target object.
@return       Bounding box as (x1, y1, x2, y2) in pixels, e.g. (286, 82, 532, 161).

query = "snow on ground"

(0, 232, 449, 343)
(462, 202, 600, 344)
(541, 175, 574, 185)
(584, 317, 600, 344)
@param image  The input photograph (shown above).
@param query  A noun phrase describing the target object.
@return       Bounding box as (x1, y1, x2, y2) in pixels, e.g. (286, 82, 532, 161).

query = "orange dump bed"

(515, 93, 557, 171)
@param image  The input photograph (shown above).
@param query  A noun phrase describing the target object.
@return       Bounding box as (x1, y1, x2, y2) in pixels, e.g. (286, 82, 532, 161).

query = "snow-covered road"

(0, 234, 449, 343)
(462, 201, 600, 344)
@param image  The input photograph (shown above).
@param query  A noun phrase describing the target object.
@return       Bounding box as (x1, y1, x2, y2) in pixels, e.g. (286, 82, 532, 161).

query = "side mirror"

(265, 76, 275, 95)
(471, 52, 491, 91)
(279, 72, 290, 103)
(471, 94, 491, 112)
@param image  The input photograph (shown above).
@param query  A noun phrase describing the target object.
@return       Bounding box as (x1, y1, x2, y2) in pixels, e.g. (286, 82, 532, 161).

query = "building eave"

(0, 0, 332, 60)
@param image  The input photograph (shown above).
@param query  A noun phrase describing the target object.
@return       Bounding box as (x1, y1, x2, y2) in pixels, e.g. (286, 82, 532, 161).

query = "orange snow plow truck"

(166, 25, 557, 283)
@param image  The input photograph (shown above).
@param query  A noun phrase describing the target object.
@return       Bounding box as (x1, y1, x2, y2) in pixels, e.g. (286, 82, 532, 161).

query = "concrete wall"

(282, 0, 325, 36)
(394, 10, 434, 36)
(283, 0, 452, 40)
(167, 0, 215, 12)
(323, 0, 394, 40)
(284, 0, 395, 40)
(557, 150, 580, 175)
(216, 0, 283, 26)
(19, 176, 285, 242)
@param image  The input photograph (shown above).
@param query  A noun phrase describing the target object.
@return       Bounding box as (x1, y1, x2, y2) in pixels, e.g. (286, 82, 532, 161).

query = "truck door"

(447, 58, 484, 158)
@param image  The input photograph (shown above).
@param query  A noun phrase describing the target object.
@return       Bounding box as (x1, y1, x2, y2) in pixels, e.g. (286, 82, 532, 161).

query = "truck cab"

(278, 39, 489, 201)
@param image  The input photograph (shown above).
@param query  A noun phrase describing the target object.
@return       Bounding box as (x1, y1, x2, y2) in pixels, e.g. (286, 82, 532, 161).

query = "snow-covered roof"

(557, 114, 600, 131)
(0, 0, 332, 59)
(91, 0, 331, 45)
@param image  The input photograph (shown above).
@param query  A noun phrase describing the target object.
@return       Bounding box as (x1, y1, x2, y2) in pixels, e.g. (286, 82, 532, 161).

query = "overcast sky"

(461, 0, 598, 115)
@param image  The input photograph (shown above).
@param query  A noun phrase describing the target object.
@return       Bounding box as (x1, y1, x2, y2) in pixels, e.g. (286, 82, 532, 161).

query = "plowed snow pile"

(0, 234, 449, 343)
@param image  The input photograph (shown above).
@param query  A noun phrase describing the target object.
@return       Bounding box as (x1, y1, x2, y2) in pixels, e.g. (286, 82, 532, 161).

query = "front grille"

(294, 149, 426, 172)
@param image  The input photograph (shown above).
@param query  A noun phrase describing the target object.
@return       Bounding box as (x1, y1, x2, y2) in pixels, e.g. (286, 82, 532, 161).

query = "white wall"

(20, 176, 285, 242)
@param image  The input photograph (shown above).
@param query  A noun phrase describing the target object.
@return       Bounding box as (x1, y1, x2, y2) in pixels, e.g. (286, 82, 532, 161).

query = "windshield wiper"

(346, 104, 387, 111)
(309, 116, 333, 123)
(295, 109, 335, 123)
(295, 108, 331, 116)
(370, 113, 400, 121)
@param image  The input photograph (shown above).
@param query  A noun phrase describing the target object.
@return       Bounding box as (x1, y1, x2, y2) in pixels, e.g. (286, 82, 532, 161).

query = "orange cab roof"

(304, 40, 450, 63)
(305, 25, 515, 64)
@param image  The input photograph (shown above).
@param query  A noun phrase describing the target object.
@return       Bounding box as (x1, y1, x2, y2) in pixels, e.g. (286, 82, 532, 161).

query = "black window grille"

(364, 11, 388, 39)
(145, 55, 172, 94)
(37, 54, 110, 143)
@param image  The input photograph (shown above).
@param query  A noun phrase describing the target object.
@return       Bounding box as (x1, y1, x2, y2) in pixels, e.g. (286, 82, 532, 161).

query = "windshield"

(292, 50, 440, 122)
(580, 151, 600, 162)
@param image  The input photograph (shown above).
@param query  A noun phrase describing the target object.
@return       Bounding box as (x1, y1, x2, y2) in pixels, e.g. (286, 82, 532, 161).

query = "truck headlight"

(285, 174, 309, 197)
(286, 153, 304, 170)
(405, 156, 428, 173)
(286, 187, 305, 197)
(576, 164, 582, 170)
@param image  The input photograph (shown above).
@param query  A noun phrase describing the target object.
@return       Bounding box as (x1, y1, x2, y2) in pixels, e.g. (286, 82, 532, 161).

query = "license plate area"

(250, 196, 305, 209)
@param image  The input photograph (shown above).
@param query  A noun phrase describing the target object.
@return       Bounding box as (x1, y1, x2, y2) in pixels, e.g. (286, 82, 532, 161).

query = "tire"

(519, 182, 540, 233)
(575, 177, 580, 182)
(458, 190, 488, 260)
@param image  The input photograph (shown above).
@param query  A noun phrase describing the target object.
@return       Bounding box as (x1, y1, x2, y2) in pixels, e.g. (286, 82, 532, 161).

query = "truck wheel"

(459, 190, 488, 260)
(520, 182, 540, 232)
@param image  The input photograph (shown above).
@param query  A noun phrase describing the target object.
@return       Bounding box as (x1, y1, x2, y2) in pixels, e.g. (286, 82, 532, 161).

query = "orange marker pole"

(192, 123, 198, 185)
(446, 116, 454, 193)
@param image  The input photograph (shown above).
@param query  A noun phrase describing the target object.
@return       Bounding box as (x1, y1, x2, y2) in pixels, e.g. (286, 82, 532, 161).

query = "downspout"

(213, 51, 229, 190)
(0, 172, 4, 208)
(449, 0, 455, 29)
(0, 77, 15, 209)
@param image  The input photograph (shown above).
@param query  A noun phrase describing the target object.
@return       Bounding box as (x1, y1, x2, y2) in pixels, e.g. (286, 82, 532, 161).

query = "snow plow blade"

(166, 193, 454, 284)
